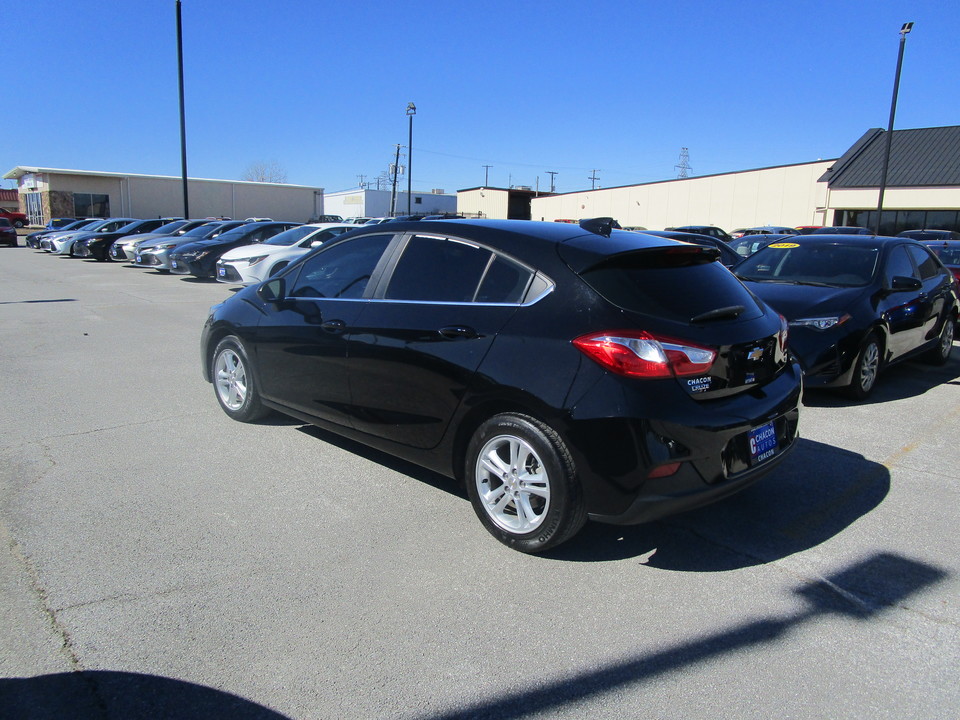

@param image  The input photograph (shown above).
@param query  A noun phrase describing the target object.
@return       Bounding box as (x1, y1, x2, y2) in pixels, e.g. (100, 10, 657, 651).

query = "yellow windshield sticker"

(767, 242, 800, 249)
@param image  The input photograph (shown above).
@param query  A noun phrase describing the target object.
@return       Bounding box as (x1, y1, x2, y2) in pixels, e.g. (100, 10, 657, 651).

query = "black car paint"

(201, 220, 802, 530)
(171, 222, 300, 277)
(738, 235, 958, 389)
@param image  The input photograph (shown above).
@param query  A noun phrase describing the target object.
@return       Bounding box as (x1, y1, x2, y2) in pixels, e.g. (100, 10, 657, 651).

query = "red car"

(0, 218, 18, 247)
(922, 239, 960, 284)
(0, 208, 28, 228)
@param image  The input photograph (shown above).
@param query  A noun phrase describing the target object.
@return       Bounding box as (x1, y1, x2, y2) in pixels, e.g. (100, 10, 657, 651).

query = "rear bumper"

(570, 362, 803, 524)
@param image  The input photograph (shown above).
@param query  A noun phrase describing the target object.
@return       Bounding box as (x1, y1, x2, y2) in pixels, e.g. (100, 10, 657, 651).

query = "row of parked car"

(15, 214, 960, 553)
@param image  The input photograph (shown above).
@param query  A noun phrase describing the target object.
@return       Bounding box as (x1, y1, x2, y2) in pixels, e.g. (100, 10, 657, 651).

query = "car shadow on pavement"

(547, 437, 889, 567)
(411, 552, 945, 720)
(295, 422, 886, 568)
(802, 350, 960, 407)
(294, 424, 469, 499)
(0, 670, 290, 720)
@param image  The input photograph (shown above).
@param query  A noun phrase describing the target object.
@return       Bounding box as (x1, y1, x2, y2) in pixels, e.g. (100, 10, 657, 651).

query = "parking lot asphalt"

(1, 244, 959, 719)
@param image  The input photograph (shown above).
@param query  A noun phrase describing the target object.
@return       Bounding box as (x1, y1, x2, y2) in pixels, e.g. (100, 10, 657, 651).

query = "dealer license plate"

(218, 267, 226, 277)
(171, 260, 178, 269)
(748, 422, 777, 465)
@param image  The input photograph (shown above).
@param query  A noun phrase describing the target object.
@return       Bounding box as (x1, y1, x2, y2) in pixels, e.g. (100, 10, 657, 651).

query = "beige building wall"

(7, 167, 324, 224)
(457, 188, 510, 219)
(527, 161, 834, 231)
(826, 186, 960, 212)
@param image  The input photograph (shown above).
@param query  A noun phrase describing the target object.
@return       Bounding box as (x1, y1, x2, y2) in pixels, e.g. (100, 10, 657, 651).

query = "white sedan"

(214, 223, 355, 285)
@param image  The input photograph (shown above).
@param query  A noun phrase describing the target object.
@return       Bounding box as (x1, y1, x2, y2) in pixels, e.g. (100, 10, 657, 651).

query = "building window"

(73, 193, 110, 218)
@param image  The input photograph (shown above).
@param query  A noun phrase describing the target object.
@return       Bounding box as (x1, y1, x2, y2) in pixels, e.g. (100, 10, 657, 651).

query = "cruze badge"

(747, 347, 764, 362)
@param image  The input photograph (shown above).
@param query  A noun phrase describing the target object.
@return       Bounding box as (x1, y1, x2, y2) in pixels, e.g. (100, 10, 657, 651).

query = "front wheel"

(211, 336, 270, 422)
(845, 333, 881, 400)
(465, 413, 586, 553)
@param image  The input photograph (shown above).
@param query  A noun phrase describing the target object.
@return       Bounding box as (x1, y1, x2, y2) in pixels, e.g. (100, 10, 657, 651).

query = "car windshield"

(181, 222, 221, 237)
(263, 226, 319, 246)
(736, 242, 880, 287)
(153, 220, 189, 234)
(115, 221, 143, 233)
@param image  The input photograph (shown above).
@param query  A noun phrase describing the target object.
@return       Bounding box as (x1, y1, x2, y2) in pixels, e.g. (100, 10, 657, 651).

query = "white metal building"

(3, 166, 326, 225)
(323, 187, 457, 220)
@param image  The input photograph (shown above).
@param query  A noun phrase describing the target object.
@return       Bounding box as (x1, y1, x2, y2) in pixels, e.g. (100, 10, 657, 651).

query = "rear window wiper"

(690, 305, 746, 323)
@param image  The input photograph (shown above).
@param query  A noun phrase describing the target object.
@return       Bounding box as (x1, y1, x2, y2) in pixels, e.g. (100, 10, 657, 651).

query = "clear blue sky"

(5, 0, 958, 195)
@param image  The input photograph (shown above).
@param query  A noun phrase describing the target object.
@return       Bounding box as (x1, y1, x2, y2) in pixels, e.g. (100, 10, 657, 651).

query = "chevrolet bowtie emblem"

(747, 347, 764, 362)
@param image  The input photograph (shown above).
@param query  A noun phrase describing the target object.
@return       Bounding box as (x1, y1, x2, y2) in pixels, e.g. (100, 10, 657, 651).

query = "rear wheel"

(212, 336, 270, 422)
(924, 317, 955, 365)
(465, 413, 586, 553)
(846, 333, 880, 400)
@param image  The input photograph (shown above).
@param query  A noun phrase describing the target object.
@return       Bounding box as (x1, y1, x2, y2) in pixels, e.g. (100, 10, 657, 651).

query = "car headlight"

(157, 243, 177, 249)
(234, 255, 268, 266)
(789, 313, 852, 331)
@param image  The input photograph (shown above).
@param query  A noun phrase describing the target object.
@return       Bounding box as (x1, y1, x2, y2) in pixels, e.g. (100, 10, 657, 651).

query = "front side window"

(884, 246, 918, 284)
(289, 234, 391, 299)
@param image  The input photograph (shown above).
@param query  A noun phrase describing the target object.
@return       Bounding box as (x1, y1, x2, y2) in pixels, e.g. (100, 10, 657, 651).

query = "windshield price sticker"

(749, 422, 777, 464)
(767, 242, 800, 249)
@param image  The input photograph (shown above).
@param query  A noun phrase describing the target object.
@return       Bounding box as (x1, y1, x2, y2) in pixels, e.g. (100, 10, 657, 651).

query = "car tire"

(465, 413, 586, 553)
(268, 261, 289, 277)
(846, 333, 881, 400)
(211, 335, 271, 422)
(924, 316, 955, 366)
(13, 220, 24, 228)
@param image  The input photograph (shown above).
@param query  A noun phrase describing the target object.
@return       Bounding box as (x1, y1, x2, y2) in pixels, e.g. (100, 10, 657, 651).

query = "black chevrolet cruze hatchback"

(201, 219, 802, 552)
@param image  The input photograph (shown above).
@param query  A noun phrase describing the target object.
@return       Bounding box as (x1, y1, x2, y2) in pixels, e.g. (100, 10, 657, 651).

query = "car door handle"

(320, 319, 346, 333)
(439, 325, 479, 340)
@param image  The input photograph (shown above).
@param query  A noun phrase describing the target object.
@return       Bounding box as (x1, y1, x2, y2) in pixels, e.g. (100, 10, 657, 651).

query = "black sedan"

(735, 235, 958, 399)
(201, 219, 802, 553)
(638, 230, 741, 267)
(74, 218, 177, 261)
(170, 221, 300, 278)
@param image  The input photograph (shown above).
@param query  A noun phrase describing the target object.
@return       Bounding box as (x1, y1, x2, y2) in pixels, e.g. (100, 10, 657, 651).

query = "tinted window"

(907, 244, 940, 280)
(385, 235, 492, 302)
(885, 246, 918, 283)
(582, 252, 763, 322)
(289, 234, 391, 299)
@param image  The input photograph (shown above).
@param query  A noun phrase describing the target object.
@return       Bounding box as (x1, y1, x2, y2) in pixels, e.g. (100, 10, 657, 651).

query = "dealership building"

(462, 125, 960, 236)
(3, 166, 327, 225)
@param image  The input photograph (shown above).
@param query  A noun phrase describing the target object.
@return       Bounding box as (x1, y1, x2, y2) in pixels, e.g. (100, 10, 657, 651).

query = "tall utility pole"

(875, 22, 914, 235)
(483, 165, 492, 186)
(675, 148, 692, 178)
(588, 170, 600, 190)
(546, 171, 557, 193)
(175, 0, 189, 217)
(390, 144, 401, 216)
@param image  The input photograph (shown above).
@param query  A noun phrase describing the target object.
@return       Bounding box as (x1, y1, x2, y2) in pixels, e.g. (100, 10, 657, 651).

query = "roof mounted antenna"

(579, 217, 621, 237)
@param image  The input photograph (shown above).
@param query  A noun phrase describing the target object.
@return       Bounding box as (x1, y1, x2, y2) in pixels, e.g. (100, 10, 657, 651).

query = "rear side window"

(907, 244, 941, 280)
(385, 234, 534, 304)
(581, 250, 764, 323)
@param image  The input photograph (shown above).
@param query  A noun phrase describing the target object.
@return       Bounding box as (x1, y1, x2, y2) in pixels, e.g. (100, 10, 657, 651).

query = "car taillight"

(572, 331, 716, 379)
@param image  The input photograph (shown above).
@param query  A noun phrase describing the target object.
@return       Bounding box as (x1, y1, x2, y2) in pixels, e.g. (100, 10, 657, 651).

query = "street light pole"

(875, 22, 913, 235)
(406, 102, 416, 215)
(176, 0, 189, 218)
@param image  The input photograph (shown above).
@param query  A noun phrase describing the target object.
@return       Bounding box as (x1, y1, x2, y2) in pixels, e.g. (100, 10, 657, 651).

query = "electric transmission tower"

(675, 148, 692, 178)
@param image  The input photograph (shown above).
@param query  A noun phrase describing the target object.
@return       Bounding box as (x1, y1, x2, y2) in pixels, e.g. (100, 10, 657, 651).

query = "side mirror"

(258, 278, 286, 303)
(890, 276, 922, 292)
(310, 240, 324, 248)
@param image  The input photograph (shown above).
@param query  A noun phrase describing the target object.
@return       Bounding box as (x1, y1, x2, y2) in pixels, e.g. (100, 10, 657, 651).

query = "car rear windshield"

(579, 248, 764, 323)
